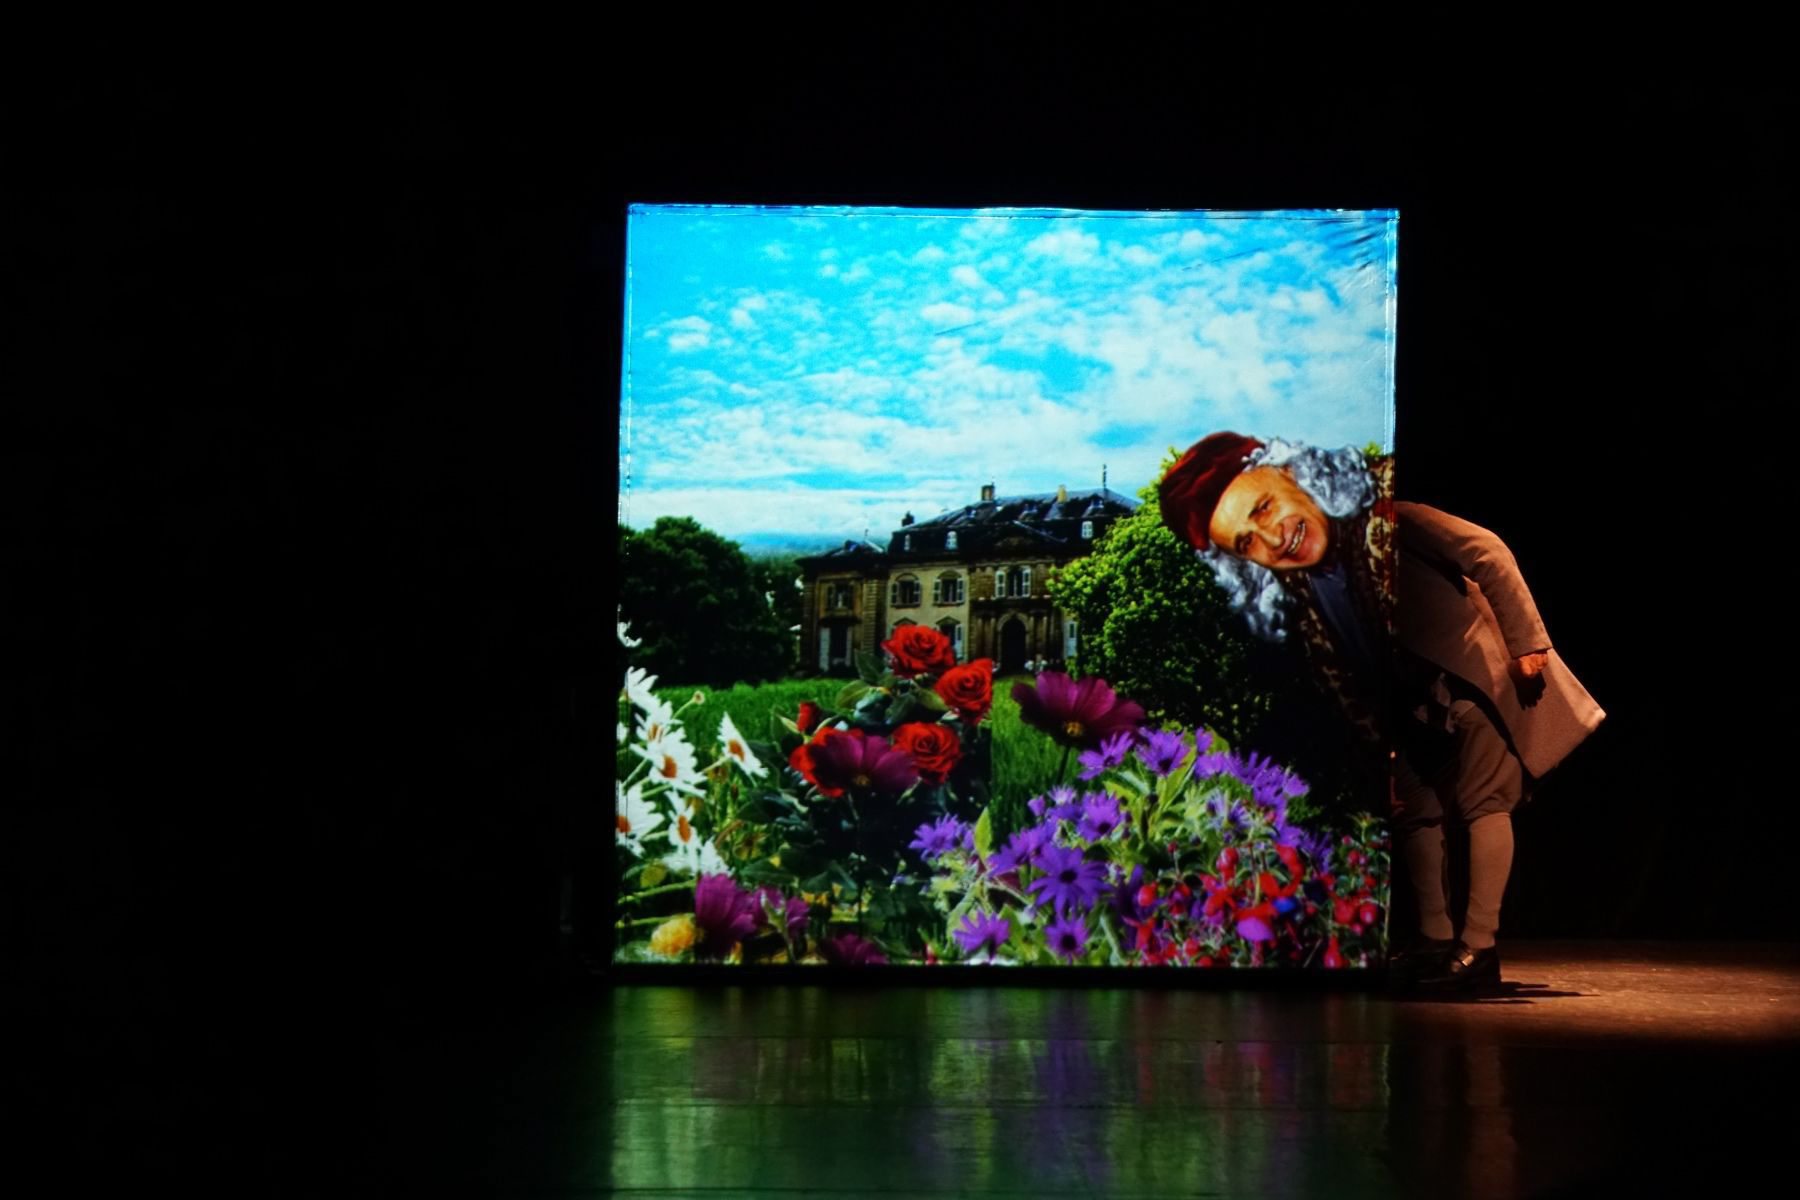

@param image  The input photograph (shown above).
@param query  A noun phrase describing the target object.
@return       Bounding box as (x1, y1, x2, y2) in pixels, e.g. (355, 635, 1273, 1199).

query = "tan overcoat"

(1395, 502, 1605, 779)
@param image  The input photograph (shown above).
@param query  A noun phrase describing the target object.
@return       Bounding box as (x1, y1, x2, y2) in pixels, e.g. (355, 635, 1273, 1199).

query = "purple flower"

(1077, 792, 1127, 842)
(909, 815, 973, 861)
(753, 886, 809, 938)
(1011, 671, 1147, 749)
(1137, 729, 1190, 778)
(1111, 864, 1155, 925)
(952, 911, 1012, 960)
(1029, 784, 1082, 822)
(1026, 845, 1110, 915)
(693, 874, 759, 960)
(820, 932, 888, 966)
(989, 824, 1053, 875)
(1077, 730, 1135, 780)
(807, 729, 921, 795)
(1202, 790, 1252, 835)
(1235, 915, 1275, 942)
(1191, 728, 1215, 757)
(1299, 830, 1335, 871)
(1043, 911, 1091, 961)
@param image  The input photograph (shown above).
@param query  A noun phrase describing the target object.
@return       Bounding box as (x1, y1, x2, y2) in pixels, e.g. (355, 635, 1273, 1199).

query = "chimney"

(1055, 484, 1068, 504)
(901, 512, 915, 526)
(980, 483, 995, 503)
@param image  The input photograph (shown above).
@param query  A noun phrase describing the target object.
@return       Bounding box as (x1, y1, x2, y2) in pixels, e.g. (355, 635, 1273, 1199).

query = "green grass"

(649, 677, 851, 750)
(633, 673, 1073, 836)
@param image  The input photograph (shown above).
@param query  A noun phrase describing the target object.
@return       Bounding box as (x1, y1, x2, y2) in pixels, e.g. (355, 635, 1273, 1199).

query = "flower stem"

(616, 915, 676, 928)
(619, 881, 697, 905)
(1057, 744, 1072, 786)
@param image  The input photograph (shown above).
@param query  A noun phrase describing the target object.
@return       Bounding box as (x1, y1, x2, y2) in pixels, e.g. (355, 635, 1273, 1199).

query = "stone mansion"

(797, 483, 1138, 677)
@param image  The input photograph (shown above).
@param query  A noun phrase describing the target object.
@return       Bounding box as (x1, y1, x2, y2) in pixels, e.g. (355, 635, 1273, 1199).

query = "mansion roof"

(799, 488, 1139, 570)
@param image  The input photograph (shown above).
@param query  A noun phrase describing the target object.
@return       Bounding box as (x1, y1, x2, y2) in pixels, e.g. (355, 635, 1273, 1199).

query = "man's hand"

(1509, 651, 1549, 706)
(1509, 651, 1549, 682)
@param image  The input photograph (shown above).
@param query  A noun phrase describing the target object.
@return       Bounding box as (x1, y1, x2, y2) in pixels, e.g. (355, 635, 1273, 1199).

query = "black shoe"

(1386, 937, 1456, 989)
(1415, 942, 1501, 994)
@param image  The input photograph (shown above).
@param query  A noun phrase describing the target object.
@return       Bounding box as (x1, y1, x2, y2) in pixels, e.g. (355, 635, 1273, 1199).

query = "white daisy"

(662, 812, 728, 876)
(633, 725, 705, 797)
(617, 616, 642, 648)
(616, 721, 628, 745)
(633, 693, 678, 747)
(624, 666, 661, 712)
(614, 780, 665, 856)
(716, 712, 766, 779)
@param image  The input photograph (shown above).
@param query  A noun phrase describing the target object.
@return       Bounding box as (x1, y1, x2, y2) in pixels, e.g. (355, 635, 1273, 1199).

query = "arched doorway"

(999, 617, 1027, 675)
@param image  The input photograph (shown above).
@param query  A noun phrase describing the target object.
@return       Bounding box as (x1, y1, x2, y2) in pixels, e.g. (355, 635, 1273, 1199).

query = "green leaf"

(639, 863, 667, 888)
(1103, 779, 1144, 805)
(973, 807, 994, 860)
(834, 681, 872, 710)
(916, 688, 948, 713)
(856, 651, 886, 684)
(778, 843, 827, 879)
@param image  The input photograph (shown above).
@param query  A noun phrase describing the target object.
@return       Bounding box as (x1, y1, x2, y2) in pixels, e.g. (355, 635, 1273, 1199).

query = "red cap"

(1158, 432, 1265, 550)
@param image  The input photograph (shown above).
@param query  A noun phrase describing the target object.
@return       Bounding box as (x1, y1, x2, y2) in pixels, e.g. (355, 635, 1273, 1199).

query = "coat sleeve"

(1394, 502, 1550, 660)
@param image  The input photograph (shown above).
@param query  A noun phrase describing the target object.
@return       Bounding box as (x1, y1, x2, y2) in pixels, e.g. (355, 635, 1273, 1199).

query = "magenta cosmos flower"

(1011, 671, 1146, 749)
(693, 874, 759, 960)
(805, 729, 921, 795)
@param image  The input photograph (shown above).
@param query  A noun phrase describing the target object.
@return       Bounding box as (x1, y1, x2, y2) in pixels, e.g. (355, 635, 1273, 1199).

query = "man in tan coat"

(1160, 433, 1605, 992)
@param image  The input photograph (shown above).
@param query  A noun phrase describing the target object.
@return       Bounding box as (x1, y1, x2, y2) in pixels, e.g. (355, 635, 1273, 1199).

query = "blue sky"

(620, 207, 1396, 543)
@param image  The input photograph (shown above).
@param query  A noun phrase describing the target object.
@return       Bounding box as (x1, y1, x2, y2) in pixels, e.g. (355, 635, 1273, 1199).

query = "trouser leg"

(1393, 745, 1454, 942)
(1463, 814, 1514, 951)
(1448, 702, 1524, 951)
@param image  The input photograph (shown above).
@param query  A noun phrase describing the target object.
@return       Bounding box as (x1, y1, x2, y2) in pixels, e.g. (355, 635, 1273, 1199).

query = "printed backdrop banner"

(616, 207, 1399, 971)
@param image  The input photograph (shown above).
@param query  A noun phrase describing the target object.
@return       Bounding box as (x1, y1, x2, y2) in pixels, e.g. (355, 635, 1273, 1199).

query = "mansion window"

(826, 583, 855, 610)
(891, 575, 922, 607)
(932, 572, 965, 605)
(1081, 520, 1094, 539)
(946, 530, 958, 550)
(937, 618, 964, 662)
(903, 533, 912, 551)
(1000, 565, 1032, 598)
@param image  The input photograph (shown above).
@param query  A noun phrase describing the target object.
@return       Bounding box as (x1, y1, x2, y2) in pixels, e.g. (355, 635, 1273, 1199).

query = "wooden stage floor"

(408, 942, 1800, 1197)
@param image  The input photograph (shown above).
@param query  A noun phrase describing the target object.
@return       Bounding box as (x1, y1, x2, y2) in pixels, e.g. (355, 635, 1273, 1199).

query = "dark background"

(8, 36, 1792, 1188)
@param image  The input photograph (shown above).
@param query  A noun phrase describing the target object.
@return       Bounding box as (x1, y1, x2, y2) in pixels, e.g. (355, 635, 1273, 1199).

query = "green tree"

(1048, 464, 1272, 745)
(618, 517, 791, 687)
(747, 553, 805, 669)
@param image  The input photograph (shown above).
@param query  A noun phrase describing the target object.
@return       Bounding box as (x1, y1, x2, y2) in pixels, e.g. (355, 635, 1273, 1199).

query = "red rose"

(891, 721, 962, 785)
(796, 702, 823, 734)
(882, 625, 956, 678)
(934, 658, 994, 721)
(788, 725, 847, 798)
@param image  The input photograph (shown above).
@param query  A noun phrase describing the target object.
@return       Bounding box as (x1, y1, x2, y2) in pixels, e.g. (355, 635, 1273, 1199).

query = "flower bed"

(614, 619, 1389, 968)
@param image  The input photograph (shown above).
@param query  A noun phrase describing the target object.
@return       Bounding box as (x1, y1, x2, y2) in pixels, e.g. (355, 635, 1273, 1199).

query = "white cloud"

(819, 247, 838, 261)
(912, 244, 948, 264)
(728, 294, 769, 330)
(819, 263, 840, 278)
(1025, 228, 1101, 264)
(840, 261, 872, 283)
(657, 315, 713, 352)
(951, 265, 986, 290)
(958, 217, 1012, 241)
(921, 302, 976, 328)
(763, 242, 791, 261)
(1115, 244, 1161, 268)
